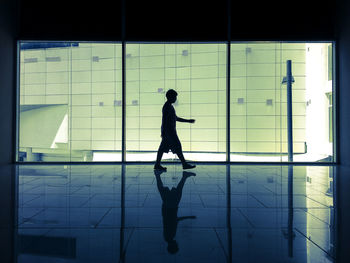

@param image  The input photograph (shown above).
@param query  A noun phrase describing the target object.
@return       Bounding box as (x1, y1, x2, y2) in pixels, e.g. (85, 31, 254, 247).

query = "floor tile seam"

(125, 182, 157, 185)
(20, 198, 101, 209)
(119, 227, 135, 263)
(231, 226, 331, 230)
(20, 194, 97, 204)
(20, 192, 100, 197)
(118, 226, 228, 230)
(305, 192, 334, 197)
(141, 193, 149, 207)
(236, 208, 255, 228)
(45, 182, 71, 187)
(21, 177, 41, 184)
(191, 193, 266, 196)
(70, 185, 92, 194)
(294, 227, 335, 259)
(305, 185, 333, 193)
(248, 194, 268, 208)
(262, 185, 277, 194)
(226, 205, 330, 209)
(79, 193, 98, 207)
(17, 208, 47, 227)
(111, 226, 235, 230)
(198, 194, 207, 208)
(254, 193, 306, 197)
(15, 226, 284, 230)
(217, 184, 226, 194)
(213, 227, 230, 260)
(17, 226, 110, 229)
(125, 184, 132, 191)
(20, 194, 43, 206)
(22, 184, 44, 193)
(93, 207, 113, 228)
(229, 191, 274, 195)
(41, 205, 147, 208)
(305, 196, 331, 208)
(200, 205, 271, 208)
(301, 208, 333, 226)
(19, 205, 108, 209)
(137, 206, 205, 209)
(225, 207, 310, 210)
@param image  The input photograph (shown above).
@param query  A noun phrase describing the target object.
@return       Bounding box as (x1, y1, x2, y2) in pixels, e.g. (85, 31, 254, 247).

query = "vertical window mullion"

(122, 41, 126, 162)
(226, 41, 231, 162)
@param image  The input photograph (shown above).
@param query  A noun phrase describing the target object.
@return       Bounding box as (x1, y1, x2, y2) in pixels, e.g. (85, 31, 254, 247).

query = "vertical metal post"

(287, 165, 294, 257)
(286, 60, 293, 162)
(282, 60, 295, 255)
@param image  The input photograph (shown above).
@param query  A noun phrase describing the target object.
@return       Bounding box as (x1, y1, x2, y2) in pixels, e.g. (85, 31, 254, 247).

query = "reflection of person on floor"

(154, 170, 196, 254)
(154, 89, 196, 171)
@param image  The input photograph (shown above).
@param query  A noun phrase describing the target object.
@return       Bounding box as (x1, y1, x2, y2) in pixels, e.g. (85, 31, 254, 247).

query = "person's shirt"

(161, 101, 177, 137)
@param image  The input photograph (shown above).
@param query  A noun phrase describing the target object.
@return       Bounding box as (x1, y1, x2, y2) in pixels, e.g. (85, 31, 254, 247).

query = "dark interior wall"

(19, 0, 122, 40)
(0, 0, 17, 164)
(337, 0, 350, 166)
(1, 0, 346, 164)
(19, 0, 336, 41)
(0, 2, 17, 262)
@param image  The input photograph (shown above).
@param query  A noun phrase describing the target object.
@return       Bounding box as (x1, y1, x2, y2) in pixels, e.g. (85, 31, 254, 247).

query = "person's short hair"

(166, 89, 178, 100)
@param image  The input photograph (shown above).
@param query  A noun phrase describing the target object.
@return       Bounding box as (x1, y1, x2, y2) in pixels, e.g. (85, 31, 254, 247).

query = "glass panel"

(303, 43, 334, 162)
(18, 42, 122, 162)
(17, 41, 334, 163)
(230, 42, 334, 162)
(125, 43, 226, 161)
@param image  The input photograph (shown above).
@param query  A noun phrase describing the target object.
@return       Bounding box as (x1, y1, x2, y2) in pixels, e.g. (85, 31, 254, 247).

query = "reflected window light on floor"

(15, 164, 336, 263)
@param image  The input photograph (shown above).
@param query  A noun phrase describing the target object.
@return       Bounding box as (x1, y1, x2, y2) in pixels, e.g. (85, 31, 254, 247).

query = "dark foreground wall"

(0, 0, 17, 164)
(0, 1, 17, 260)
(19, 0, 335, 41)
(337, 0, 350, 166)
(336, 1, 350, 260)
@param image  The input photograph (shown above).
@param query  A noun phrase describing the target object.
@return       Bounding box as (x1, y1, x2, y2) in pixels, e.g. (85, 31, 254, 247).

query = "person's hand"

(189, 119, 195, 123)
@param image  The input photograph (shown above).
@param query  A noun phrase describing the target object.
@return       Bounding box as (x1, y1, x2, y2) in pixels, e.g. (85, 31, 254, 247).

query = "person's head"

(166, 89, 177, 103)
(167, 240, 179, 254)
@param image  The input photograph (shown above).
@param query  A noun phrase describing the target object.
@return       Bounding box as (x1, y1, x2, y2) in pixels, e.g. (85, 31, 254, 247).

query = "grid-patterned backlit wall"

(230, 43, 307, 154)
(18, 42, 333, 162)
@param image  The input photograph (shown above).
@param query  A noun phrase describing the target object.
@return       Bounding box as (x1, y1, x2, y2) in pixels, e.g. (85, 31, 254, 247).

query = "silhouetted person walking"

(154, 89, 196, 170)
(154, 170, 196, 254)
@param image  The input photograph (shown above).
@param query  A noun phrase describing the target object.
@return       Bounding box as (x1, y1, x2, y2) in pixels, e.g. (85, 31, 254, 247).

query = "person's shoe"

(182, 163, 196, 170)
(154, 164, 167, 171)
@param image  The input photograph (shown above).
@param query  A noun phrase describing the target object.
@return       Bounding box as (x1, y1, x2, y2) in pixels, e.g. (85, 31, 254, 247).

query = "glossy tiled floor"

(15, 164, 335, 263)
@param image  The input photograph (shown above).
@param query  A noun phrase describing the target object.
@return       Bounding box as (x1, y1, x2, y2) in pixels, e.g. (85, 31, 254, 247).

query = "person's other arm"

(176, 116, 195, 123)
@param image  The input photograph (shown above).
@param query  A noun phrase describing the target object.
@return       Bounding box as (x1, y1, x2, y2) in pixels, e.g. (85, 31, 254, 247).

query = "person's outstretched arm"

(176, 116, 195, 123)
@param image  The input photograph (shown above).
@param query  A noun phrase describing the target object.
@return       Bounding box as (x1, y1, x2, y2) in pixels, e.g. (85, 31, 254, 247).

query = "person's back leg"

(176, 149, 195, 170)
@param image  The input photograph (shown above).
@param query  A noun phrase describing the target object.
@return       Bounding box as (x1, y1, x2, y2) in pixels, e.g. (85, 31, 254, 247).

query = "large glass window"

(17, 41, 334, 162)
(18, 42, 122, 162)
(230, 42, 334, 162)
(125, 43, 226, 161)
